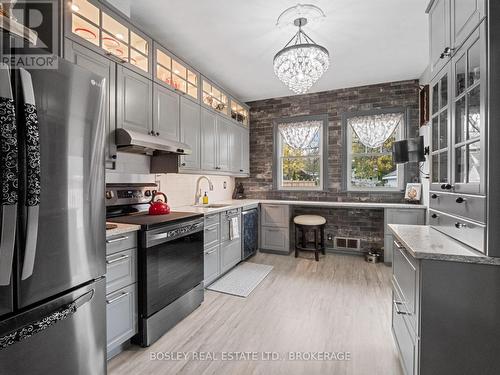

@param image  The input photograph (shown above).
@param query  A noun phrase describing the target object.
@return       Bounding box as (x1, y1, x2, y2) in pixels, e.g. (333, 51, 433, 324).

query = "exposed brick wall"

(237, 79, 420, 203)
(290, 207, 384, 254)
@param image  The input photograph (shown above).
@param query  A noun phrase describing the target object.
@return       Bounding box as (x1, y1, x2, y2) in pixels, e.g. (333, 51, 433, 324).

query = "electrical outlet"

(223, 181, 227, 189)
(327, 233, 333, 241)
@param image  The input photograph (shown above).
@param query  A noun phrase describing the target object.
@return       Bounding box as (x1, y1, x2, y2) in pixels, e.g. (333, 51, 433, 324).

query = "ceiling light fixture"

(70, 3, 80, 12)
(274, 5, 330, 95)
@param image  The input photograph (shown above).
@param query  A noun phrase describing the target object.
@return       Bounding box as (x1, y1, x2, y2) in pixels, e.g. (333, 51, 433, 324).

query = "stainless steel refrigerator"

(0, 55, 107, 373)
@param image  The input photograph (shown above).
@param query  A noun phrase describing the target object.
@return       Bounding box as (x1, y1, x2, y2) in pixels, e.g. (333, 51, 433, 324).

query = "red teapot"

(148, 192, 170, 215)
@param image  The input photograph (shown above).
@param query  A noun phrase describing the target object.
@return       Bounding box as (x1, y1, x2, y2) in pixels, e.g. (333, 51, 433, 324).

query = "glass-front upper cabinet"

(430, 65, 451, 191)
(68, 0, 151, 74)
(202, 78, 228, 115)
(230, 99, 249, 126)
(155, 46, 199, 101)
(451, 24, 485, 195)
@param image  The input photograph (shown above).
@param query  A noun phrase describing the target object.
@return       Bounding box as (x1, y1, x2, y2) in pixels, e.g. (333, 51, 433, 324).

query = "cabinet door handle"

(431, 194, 438, 199)
(431, 213, 438, 219)
(205, 248, 217, 255)
(106, 235, 129, 244)
(156, 132, 160, 136)
(455, 197, 466, 204)
(440, 47, 454, 59)
(181, 162, 186, 167)
(393, 300, 410, 315)
(393, 241, 403, 249)
(205, 227, 218, 232)
(106, 291, 130, 305)
(455, 222, 467, 229)
(106, 254, 130, 264)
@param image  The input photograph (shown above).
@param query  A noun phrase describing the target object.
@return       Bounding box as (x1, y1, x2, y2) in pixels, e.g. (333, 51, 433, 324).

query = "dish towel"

(230, 216, 240, 240)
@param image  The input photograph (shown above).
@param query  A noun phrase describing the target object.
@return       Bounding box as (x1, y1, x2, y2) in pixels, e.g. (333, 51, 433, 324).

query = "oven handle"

(146, 222, 204, 244)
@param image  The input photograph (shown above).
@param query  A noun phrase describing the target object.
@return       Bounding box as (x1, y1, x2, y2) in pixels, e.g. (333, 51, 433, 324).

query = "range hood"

(115, 128, 191, 156)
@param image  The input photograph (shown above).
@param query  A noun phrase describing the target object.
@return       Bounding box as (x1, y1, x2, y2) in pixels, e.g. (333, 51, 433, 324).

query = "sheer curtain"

(277, 120, 321, 149)
(348, 113, 404, 148)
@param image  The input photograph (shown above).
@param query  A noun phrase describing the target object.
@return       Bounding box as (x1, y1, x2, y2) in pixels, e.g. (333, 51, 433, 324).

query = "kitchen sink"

(193, 204, 230, 209)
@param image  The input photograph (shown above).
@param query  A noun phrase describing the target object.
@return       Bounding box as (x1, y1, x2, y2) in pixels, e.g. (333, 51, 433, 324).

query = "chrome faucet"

(194, 176, 214, 205)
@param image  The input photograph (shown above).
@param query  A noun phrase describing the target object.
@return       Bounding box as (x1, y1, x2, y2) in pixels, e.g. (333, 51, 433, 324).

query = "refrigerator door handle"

(19, 68, 41, 281)
(0, 289, 94, 349)
(0, 63, 18, 286)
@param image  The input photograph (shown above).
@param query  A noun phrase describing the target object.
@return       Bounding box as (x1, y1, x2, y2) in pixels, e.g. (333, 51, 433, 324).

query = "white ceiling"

(121, 0, 429, 102)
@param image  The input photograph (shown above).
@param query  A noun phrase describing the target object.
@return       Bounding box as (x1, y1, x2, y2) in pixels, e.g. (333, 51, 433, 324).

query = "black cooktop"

(108, 211, 203, 230)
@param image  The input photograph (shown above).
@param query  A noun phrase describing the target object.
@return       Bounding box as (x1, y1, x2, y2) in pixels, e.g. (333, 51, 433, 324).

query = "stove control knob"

(152, 190, 157, 195)
(144, 190, 152, 197)
(105, 191, 114, 200)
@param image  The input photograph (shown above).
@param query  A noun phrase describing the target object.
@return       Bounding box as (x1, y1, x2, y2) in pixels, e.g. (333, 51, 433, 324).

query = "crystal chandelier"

(273, 16, 330, 95)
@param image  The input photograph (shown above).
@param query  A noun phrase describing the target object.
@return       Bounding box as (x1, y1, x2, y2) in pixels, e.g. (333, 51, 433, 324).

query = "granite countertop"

(173, 199, 260, 215)
(257, 200, 426, 210)
(388, 224, 500, 265)
(106, 222, 141, 237)
(174, 199, 425, 215)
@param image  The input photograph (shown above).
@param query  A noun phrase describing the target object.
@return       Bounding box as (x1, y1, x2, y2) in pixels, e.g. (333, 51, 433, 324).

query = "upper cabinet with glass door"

(67, 0, 151, 75)
(154, 44, 199, 101)
(202, 78, 229, 116)
(230, 99, 249, 127)
(451, 24, 485, 195)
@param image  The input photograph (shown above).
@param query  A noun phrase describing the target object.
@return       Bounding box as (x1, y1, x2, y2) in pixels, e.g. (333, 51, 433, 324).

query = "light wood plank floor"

(108, 252, 403, 375)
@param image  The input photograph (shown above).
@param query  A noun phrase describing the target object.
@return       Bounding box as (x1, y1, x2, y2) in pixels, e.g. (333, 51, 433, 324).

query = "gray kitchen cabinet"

(391, 235, 500, 374)
(427, 0, 451, 77)
(261, 204, 290, 228)
(260, 204, 290, 254)
(261, 227, 289, 253)
(451, 0, 485, 50)
(229, 124, 242, 174)
(106, 283, 138, 359)
(179, 97, 201, 170)
(64, 39, 117, 169)
(217, 117, 231, 172)
(105, 230, 138, 359)
(240, 127, 250, 175)
(153, 83, 180, 140)
(105, 248, 137, 295)
(201, 108, 218, 171)
(383, 208, 426, 263)
(116, 65, 153, 135)
(220, 240, 242, 274)
(204, 245, 220, 285)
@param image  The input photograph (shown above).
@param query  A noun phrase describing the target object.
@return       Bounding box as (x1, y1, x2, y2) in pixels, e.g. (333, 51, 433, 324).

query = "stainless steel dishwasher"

(242, 207, 259, 260)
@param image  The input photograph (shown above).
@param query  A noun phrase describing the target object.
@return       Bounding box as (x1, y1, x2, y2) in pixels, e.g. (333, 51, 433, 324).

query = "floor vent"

(334, 237, 361, 251)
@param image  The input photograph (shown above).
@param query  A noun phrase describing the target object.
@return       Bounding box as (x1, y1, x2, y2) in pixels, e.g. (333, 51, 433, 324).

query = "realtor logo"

(0, 0, 59, 69)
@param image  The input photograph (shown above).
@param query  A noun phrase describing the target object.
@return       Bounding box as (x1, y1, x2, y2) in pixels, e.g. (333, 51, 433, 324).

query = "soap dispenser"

(202, 192, 209, 205)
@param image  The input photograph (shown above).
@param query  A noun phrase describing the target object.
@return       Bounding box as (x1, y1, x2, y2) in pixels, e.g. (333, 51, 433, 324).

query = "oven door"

(140, 220, 204, 318)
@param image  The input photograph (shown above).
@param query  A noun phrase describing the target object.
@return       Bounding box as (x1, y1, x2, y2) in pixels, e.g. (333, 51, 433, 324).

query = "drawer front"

(106, 284, 137, 354)
(261, 227, 289, 253)
(106, 249, 137, 295)
(106, 232, 137, 255)
(385, 208, 426, 230)
(392, 287, 418, 375)
(220, 240, 241, 274)
(429, 191, 485, 223)
(392, 242, 419, 331)
(204, 224, 220, 248)
(261, 204, 289, 227)
(429, 209, 485, 252)
(204, 245, 220, 285)
(205, 213, 220, 227)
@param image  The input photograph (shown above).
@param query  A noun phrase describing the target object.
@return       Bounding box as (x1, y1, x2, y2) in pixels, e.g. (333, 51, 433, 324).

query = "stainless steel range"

(106, 184, 204, 347)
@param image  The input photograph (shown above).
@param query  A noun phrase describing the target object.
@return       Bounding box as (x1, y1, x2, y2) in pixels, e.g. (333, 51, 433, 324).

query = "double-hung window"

(344, 109, 407, 191)
(274, 115, 327, 191)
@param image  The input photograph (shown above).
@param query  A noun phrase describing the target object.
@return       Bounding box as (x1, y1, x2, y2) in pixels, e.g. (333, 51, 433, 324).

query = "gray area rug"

(207, 262, 273, 297)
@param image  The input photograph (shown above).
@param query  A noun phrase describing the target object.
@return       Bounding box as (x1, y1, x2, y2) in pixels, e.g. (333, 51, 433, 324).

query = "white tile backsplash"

(158, 174, 235, 208)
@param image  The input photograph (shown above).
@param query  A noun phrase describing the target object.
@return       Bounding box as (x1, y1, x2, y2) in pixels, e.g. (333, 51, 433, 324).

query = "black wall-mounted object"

(393, 136, 425, 164)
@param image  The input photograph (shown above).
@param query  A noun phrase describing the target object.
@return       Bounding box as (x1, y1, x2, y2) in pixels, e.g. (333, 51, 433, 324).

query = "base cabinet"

(204, 245, 220, 286)
(220, 240, 241, 274)
(260, 204, 290, 254)
(391, 238, 500, 375)
(105, 232, 138, 359)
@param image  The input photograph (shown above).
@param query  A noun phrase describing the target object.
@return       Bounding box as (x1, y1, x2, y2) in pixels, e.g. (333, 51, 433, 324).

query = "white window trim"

(274, 116, 327, 192)
(345, 112, 406, 192)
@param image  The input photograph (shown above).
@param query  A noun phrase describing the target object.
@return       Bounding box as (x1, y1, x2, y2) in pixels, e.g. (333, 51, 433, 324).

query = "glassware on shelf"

(156, 49, 198, 99)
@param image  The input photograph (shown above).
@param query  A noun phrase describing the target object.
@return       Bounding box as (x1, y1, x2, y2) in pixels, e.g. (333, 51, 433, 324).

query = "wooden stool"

(294, 215, 326, 261)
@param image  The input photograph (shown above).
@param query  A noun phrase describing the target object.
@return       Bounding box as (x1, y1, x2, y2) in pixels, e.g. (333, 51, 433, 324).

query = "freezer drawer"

(0, 279, 106, 375)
